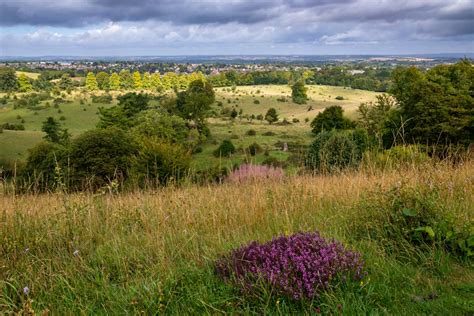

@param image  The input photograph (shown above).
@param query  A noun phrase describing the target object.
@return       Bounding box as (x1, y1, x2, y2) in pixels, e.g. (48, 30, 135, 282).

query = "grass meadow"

(1, 160, 473, 314)
(0, 85, 378, 169)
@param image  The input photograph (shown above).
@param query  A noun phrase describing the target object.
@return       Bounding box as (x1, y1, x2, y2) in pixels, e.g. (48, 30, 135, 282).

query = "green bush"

(213, 140, 236, 157)
(365, 145, 430, 170)
(132, 139, 191, 186)
(248, 142, 262, 156)
(23, 142, 68, 191)
(306, 129, 369, 172)
(246, 129, 257, 136)
(69, 128, 138, 189)
(91, 94, 113, 104)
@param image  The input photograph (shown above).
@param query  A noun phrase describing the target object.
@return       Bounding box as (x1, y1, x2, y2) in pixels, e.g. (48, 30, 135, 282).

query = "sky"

(0, 0, 473, 56)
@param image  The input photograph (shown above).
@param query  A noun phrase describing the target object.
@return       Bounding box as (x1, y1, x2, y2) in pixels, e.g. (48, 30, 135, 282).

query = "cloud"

(0, 0, 472, 55)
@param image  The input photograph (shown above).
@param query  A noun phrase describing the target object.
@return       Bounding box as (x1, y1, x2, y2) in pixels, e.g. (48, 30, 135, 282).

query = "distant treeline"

(208, 68, 391, 91)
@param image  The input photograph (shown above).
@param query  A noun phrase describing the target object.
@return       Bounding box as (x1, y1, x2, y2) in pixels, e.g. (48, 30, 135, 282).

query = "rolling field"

(0, 85, 378, 167)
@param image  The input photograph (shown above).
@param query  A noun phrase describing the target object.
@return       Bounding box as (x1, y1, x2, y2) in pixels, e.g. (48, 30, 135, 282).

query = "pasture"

(0, 85, 378, 168)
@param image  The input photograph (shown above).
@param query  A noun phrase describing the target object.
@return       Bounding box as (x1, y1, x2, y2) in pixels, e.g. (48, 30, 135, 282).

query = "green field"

(0, 85, 378, 167)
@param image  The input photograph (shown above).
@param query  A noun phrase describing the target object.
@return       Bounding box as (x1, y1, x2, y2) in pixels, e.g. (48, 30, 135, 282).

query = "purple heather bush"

(215, 232, 365, 301)
(227, 164, 284, 183)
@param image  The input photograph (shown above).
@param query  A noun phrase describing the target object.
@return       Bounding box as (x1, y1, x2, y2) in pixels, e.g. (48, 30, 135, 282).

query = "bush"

(335, 96, 344, 100)
(310, 106, 354, 134)
(132, 139, 191, 186)
(69, 128, 138, 189)
(246, 129, 257, 136)
(306, 129, 369, 172)
(215, 232, 365, 301)
(365, 145, 430, 170)
(247, 142, 262, 156)
(253, 99, 260, 104)
(1, 123, 25, 131)
(262, 131, 276, 136)
(292, 118, 300, 123)
(23, 142, 68, 191)
(213, 140, 236, 157)
(91, 94, 113, 104)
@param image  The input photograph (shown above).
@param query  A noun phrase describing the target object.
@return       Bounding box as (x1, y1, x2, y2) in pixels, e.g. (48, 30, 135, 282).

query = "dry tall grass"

(1, 161, 473, 313)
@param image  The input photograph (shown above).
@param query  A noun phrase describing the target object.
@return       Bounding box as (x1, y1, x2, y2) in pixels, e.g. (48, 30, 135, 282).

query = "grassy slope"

(0, 85, 378, 166)
(1, 162, 472, 314)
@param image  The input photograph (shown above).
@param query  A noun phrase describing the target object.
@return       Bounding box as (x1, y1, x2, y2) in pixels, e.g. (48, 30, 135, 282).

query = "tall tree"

(41, 117, 69, 143)
(18, 74, 33, 92)
(291, 80, 308, 104)
(58, 73, 73, 90)
(151, 73, 163, 92)
(265, 108, 279, 124)
(109, 72, 121, 90)
(85, 72, 99, 92)
(96, 71, 110, 90)
(390, 60, 474, 146)
(0, 67, 18, 92)
(133, 71, 142, 90)
(142, 72, 152, 90)
(119, 70, 133, 90)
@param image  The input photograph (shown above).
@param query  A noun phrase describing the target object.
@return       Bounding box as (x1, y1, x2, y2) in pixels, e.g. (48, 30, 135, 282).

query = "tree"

(150, 73, 163, 92)
(109, 72, 121, 90)
(41, 117, 69, 143)
(85, 72, 99, 91)
(142, 72, 152, 90)
(133, 71, 142, 90)
(0, 67, 18, 92)
(310, 106, 354, 134)
(213, 139, 235, 157)
(265, 108, 279, 124)
(389, 60, 474, 146)
(132, 110, 189, 144)
(119, 70, 133, 90)
(96, 71, 110, 90)
(33, 74, 53, 91)
(58, 73, 73, 90)
(177, 79, 215, 132)
(230, 108, 238, 119)
(357, 94, 396, 145)
(97, 93, 149, 129)
(18, 74, 33, 92)
(291, 80, 308, 104)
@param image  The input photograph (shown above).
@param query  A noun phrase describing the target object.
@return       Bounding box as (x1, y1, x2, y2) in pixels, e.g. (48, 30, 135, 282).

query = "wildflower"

(24, 248, 29, 253)
(23, 286, 29, 295)
(215, 232, 365, 301)
(73, 250, 79, 256)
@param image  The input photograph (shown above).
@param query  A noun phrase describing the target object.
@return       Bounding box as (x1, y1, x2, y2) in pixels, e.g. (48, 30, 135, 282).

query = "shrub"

(132, 139, 191, 186)
(69, 128, 138, 189)
(1, 123, 25, 131)
(310, 106, 354, 134)
(213, 140, 236, 157)
(91, 94, 113, 104)
(215, 232, 365, 301)
(247, 142, 262, 156)
(262, 131, 276, 136)
(23, 142, 68, 191)
(306, 129, 369, 172)
(246, 129, 257, 136)
(335, 96, 344, 100)
(292, 118, 300, 123)
(226, 164, 284, 183)
(253, 99, 260, 104)
(364, 145, 430, 170)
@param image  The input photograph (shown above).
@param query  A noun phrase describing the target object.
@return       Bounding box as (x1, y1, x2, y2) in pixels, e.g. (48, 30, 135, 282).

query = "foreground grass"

(1, 162, 473, 314)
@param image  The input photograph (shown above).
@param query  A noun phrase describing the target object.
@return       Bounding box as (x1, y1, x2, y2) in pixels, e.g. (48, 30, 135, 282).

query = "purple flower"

(23, 286, 29, 295)
(215, 232, 365, 301)
(227, 164, 284, 183)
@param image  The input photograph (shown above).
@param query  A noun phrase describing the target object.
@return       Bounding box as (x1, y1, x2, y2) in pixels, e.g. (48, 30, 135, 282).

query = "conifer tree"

(85, 72, 99, 91)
